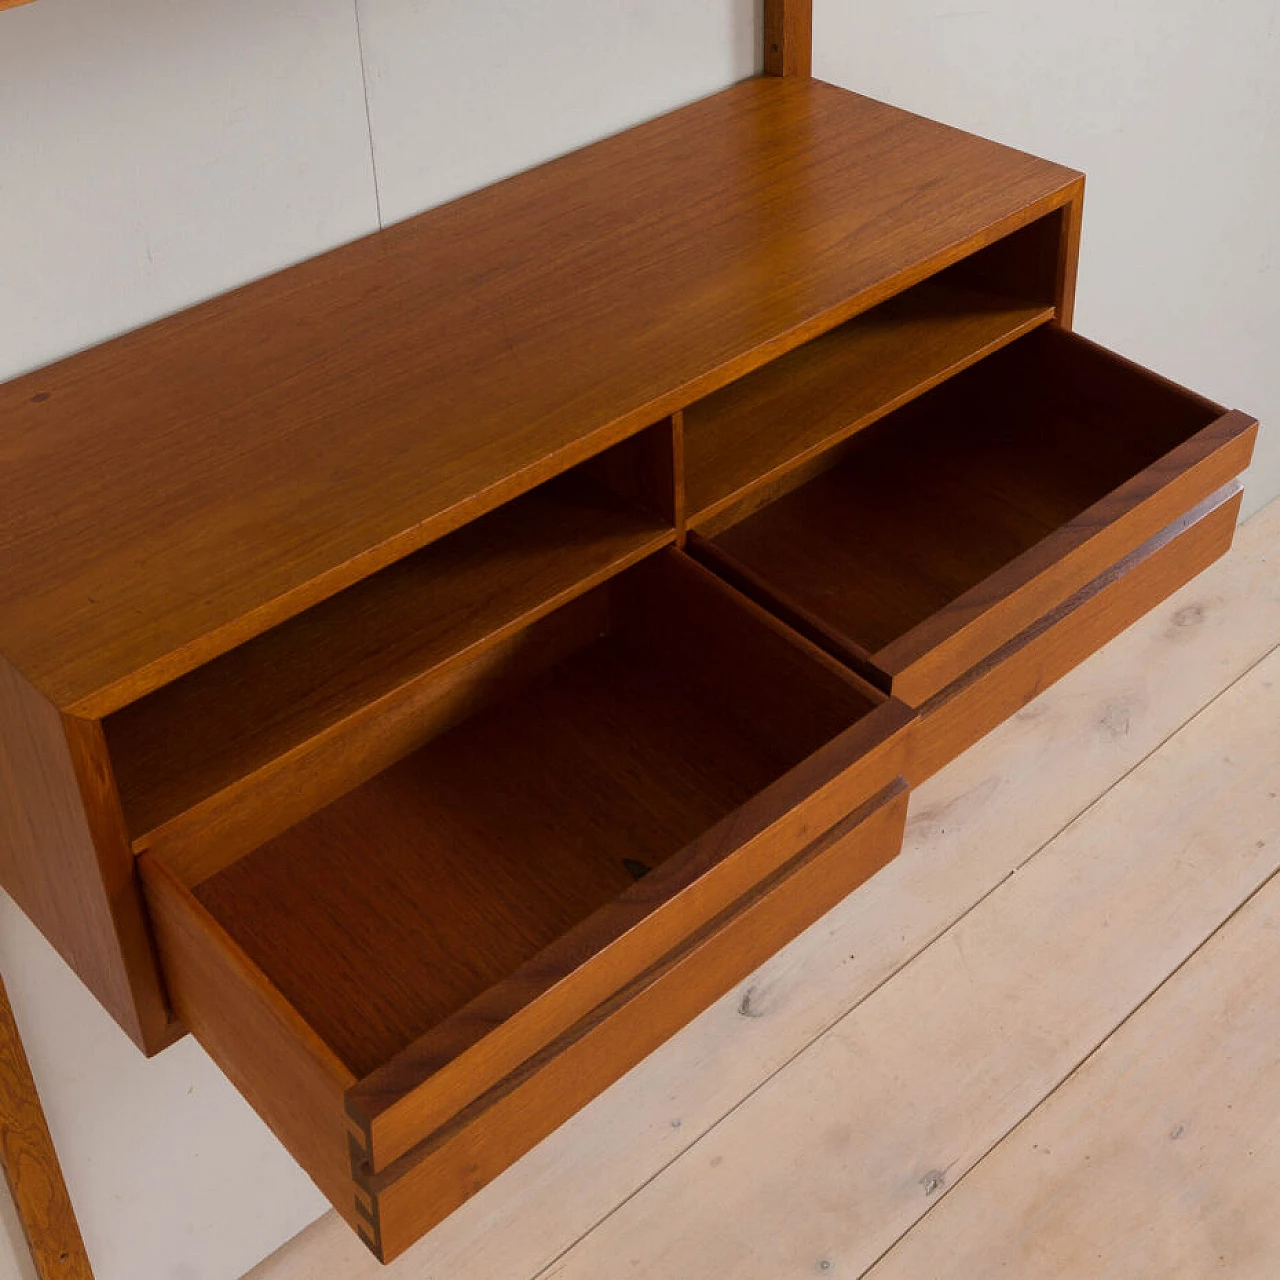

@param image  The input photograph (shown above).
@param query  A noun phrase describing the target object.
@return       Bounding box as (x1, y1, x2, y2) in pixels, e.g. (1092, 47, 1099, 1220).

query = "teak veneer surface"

(764, 0, 813, 78)
(0, 77, 1079, 718)
(912, 482, 1243, 781)
(194, 608, 875, 1077)
(364, 784, 910, 1262)
(683, 276, 1054, 522)
(0, 655, 174, 1050)
(709, 326, 1229, 658)
(104, 471, 670, 847)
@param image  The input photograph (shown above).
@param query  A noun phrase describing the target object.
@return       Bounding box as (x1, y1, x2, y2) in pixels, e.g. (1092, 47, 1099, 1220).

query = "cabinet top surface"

(0, 76, 1079, 716)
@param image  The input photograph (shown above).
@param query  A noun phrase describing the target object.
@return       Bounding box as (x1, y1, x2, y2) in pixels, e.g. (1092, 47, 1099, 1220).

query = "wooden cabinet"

(0, 74, 1256, 1261)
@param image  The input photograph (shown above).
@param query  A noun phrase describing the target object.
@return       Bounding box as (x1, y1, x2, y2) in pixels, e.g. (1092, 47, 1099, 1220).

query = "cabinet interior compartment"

(683, 211, 1066, 532)
(102, 420, 681, 871)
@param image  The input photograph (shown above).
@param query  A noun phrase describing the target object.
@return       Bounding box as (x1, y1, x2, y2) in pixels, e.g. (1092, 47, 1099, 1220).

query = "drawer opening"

(151, 551, 901, 1088)
(693, 325, 1255, 702)
(683, 211, 1066, 531)
(103, 419, 680, 862)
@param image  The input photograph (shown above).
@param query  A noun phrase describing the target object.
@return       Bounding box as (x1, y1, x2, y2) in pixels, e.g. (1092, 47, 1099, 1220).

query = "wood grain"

(866, 842, 1280, 1278)
(346, 555, 913, 1172)
(912, 481, 1242, 781)
(184, 549, 900, 1092)
(683, 275, 1053, 526)
(105, 471, 671, 850)
(0, 972, 92, 1280)
(873, 338, 1256, 702)
(364, 784, 909, 1262)
(1053, 188, 1085, 327)
(577, 418, 681, 529)
(542, 585, 1280, 1280)
(241, 500, 1280, 1280)
(0, 30, 1251, 1271)
(139, 592, 609, 888)
(705, 325, 1255, 703)
(763, 0, 813, 76)
(138, 855, 360, 1229)
(0, 78, 1080, 719)
(0, 658, 171, 1053)
(196, 633, 774, 1076)
(944, 207, 1065, 311)
(671, 410, 688, 544)
(144, 550, 914, 1258)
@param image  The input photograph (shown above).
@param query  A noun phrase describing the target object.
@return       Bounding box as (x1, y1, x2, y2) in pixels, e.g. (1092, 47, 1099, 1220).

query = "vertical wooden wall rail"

(764, 0, 813, 77)
(0, 973, 93, 1279)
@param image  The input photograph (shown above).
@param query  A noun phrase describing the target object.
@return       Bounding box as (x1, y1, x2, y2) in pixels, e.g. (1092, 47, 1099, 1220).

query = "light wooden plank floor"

(250, 495, 1280, 1280)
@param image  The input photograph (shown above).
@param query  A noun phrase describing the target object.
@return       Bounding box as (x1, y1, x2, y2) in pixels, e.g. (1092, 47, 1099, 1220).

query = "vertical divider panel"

(579, 415, 684, 535)
(671, 410, 688, 545)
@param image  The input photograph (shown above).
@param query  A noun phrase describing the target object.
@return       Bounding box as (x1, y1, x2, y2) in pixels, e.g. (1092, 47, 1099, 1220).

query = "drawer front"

(143, 779, 908, 1262)
(342, 694, 914, 1175)
(355, 780, 909, 1262)
(695, 325, 1257, 709)
(340, 554, 915, 1172)
(911, 481, 1242, 782)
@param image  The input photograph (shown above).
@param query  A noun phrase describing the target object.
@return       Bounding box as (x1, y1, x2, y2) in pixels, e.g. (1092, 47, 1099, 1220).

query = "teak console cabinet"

(0, 55, 1258, 1265)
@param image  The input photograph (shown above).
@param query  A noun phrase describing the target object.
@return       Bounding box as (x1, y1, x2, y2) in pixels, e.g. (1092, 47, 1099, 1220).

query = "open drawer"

(138, 550, 914, 1260)
(692, 325, 1257, 775)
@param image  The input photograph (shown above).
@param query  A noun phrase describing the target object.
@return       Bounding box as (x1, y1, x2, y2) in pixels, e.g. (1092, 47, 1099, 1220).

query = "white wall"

(0, 2, 1273, 1279)
(815, 0, 1280, 517)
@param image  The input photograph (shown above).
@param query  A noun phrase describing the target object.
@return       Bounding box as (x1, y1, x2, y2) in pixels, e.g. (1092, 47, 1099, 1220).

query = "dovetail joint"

(348, 1126, 383, 1259)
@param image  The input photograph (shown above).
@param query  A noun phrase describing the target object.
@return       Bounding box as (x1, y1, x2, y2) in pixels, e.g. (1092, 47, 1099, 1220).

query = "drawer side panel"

(139, 854, 360, 1226)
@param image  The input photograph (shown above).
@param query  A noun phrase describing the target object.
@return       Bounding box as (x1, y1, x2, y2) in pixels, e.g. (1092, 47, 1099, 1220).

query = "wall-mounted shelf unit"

(0, 4, 1256, 1262)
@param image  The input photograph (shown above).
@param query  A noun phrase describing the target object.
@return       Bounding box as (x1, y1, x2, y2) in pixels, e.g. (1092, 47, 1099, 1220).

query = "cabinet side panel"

(0, 656, 170, 1050)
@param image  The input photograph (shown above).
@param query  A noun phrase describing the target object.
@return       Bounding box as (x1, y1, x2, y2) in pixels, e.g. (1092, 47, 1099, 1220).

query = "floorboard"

(866, 827, 1280, 1278)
